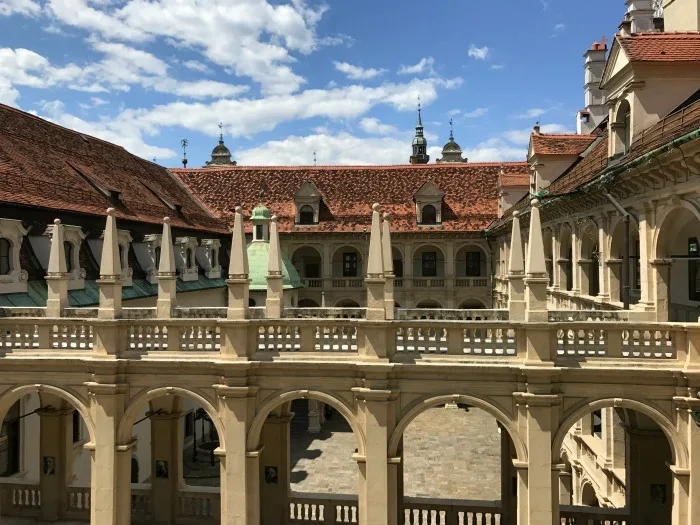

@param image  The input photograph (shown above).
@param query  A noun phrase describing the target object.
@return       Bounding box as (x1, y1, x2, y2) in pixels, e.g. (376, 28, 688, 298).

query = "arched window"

(420, 205, 437, 225)
(63, 241, 73, 272)
(613, 100, 632, 156)
(0, 238, 11, 275)
(299, 205, 315, 225)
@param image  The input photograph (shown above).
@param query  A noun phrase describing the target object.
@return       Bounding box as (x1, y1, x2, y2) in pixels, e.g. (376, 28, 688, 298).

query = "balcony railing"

(559, 505, 629, 524)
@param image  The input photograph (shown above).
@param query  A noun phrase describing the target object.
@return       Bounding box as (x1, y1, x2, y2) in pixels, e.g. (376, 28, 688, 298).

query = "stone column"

(607, 259, 622, 303)
(260, 408, 292, 525)
(638, 205, 654, 308)
(39, 398, 69, 521)
(550, 228, 560, 291)
(149, 397, 184, 525)
(499, 424, 516, 525)
(525, 199, 550, 325)
(227, 206, 250, 321)
(571, 227, 580, 294)
(357, 388, 392, 525)
(673, 395, 700, 525)
(157, 218, 178, 318)
(88, 383, 127, 525)
(97, 208, 123, 320)
(651, 259, 672, 321)
(308, 399, 321, 434)
(597, 215, 610, 301)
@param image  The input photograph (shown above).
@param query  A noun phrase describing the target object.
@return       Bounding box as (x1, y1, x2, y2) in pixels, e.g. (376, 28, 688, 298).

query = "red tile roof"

(499, 172, 529, 188)
(619, 32, 700, 62)
(0, 104, 226, 234)
(171, 163, 528, 233)
(531, 134, 597, 156)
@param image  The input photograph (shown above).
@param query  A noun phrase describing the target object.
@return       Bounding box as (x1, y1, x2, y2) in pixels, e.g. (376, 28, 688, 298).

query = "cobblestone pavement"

(289, 406, 502, 501)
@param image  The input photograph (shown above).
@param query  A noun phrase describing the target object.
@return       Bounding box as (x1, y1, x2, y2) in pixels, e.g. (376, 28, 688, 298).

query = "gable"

(414, 180, 445, 199)
(294, 181, 321, 198)
(600, 39, 631, 89)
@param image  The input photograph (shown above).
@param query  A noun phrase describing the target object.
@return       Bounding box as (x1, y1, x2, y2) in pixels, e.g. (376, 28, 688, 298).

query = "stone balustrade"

(559, 505, 629, 524)
(402, 496, 502, 525)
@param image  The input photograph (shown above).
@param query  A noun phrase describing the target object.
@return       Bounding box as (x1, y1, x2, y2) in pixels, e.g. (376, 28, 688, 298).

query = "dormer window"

(611, 99, 632, 158)
(295, 182, 321, 226)
(175, 237, 199, 282)
(420, 205, 437, 225)
(198, 239, 222, 279)
(0, 239, 10, 275)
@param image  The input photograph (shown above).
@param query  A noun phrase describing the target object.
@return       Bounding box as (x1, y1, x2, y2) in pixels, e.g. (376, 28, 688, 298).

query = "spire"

(367, 203, 384, 278)
(526, 199, 547, 276)
(417, 96, 423, 128)
(45, 218, 69, 317)
(156, 216, 177, 318)
(267, 216, 282, 276)
(266, 215, 283, 319)
(410, 96, 430, 164)
(381, 212, 393, 276)
(158, 217, 176, 276)
(181, 138, 188, 168)
(507, 210, 526, 321)
(218, 122, 224, 143)
(99, 208, 122, 279)
(228, 206, 249, 277)
(47, 219, 67, 275)
(508, 211, 524, 276)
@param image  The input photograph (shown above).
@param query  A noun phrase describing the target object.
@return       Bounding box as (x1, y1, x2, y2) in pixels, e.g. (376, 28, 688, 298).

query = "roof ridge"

(170, 161, 528, 171)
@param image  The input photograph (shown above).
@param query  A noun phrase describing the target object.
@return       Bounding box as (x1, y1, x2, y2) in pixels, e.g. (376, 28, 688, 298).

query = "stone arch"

(248, 390, 365, 455)
(0, 384, 96, 443)
(411, 243, 446, 262)
(458, 297, 487, 309)
(455, 242, 490, 278)
(335, 298, 360, 307)
(330, 244, 364, 263)
(118, 387, 224, 449)
(552, 397, 686, 469)
(415, 299, 444, 308)
(580, 479, 599, 506)
(653, 200, 700, 259)
(388, 394, 527, 461)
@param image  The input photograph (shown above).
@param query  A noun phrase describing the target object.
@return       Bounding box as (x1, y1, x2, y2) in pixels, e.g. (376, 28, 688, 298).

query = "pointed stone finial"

(47, 218, 67, 275)
(508, 211, 524, 276)
(229, 206, 248, 277)
(267, 216, 282, 276)
(381, 213, 393, 276)
(526, 199, 547, 276)
(367, 203, 384, 278)
(158, 217, 176, 276)
(100, 208, 122, 279)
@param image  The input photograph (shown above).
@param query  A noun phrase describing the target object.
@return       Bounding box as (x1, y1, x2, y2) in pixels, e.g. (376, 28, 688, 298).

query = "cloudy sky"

(1, 0, 623, 166)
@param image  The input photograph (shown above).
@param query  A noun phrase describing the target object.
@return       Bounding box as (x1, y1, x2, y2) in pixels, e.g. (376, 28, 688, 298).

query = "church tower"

(409, 101, 429, 164)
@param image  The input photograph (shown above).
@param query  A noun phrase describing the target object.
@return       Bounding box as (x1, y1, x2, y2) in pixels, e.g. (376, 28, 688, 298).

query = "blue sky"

(1, 0, 625, 166)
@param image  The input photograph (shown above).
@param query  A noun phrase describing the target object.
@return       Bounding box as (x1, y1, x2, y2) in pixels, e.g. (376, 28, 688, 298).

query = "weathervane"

(181, 138, 188, 168)
(218, 122, 224, 142)
(418, 94, 421, 114)
(449, 118, 454, 139)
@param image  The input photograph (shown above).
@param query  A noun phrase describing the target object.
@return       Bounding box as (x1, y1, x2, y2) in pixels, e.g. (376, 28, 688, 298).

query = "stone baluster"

(45, 219, 69, 317)
(266, 216, 283, 319)
(382, 212, 395, 320)
(157, 217, 177, 318)
(507, 210, 525, 321)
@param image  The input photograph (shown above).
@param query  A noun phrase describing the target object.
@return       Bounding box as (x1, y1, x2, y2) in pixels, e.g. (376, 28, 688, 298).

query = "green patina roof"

(247, 242, 303, 290)
(251, 204, 271, 221)
(0, 275, 227, 307)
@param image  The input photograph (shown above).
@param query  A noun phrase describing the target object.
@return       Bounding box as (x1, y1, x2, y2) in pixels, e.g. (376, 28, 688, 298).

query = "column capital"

(115, 438, 138, 453)
(214, 385, 258, 399)
(85, 382, 121, 396)
(351, 387, 394, 401)
(513, 392, 561, 406)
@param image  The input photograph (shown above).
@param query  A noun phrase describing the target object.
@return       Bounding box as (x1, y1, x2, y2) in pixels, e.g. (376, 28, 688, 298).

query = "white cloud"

(490, 64, 504, 70)
(79, 96, 109, 109)
(468, 45, 490, 60)
(514, 107, 549, 119)
(554, 23, 565, 32)
(463, 107, 488, 119)
(359, 117, 397, 136)
(0, 0, 41, 17)
(318, 33, 355, 47)
(447, 109, 461, 117)
(183, 60, 212, 74)
(397, 57, 435, 76)
(333, 61, 387, 80)
(501, 123, 571, 145)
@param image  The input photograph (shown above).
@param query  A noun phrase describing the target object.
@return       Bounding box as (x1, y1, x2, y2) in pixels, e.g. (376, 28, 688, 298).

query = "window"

(420, 205, 437, 225)
(0, 238, 10, 275)
(72, 410, 81, 444)
(343, 253, 358, 277)
(305, 263, 320, 279)
(154, 247, 161, 269)
(255, 224, 263, 240)
(299, 205, 315, 225)
(422, 252, 437, 277)
(690, 237, 700, 301)
(465, 251, 482, 277)
(591, 409, 602, 439)
(64, 241, 74, 272)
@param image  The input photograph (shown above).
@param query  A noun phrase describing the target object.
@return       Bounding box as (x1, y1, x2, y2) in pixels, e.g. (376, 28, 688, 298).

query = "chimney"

(626, 0, 655, 33)
(577, 38, 608, 134)
(619, 16, 633, 37)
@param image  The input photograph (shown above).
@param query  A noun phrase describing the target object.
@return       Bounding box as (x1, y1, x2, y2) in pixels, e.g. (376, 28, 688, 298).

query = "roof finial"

(449, 118, 454, 140)
(533, 120, 541, 134)
(417, 95, 423, 127)
(218, 122, 224, 143)
(181, 138, 188, 168)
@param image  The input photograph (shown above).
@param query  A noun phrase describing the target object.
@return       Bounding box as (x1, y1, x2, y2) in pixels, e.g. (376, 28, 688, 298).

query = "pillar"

(358, 388, 393, 525)
(97, 208, 123, 320)
(45, 219, 69, 317)
(259, 407, 292, 525)
(508, 211, 526, 321)
(550, 228, 560, 291)
(382, 213, 396, 319)
(638, 205, 654, 308)
(499, 424, 516, 525)
(389, 438, 403, 525)
(227, 206, 250, 320)
(39, 399, 69, 521)
(673, 395, 700, 525)
(266, 216, 284, 319)
(607, 259, 622, 303)
(88, 383, 127, 525)
(651, 260, 671, 321)
(217, 386, 258, 525)
(366, 204, 386, 321)
(308, 399, 321, 434)
(157, 217, 177, 318)
(149, 397, 184, 525)
(571, 227, 580, 294)
(597, 215, 610, 301)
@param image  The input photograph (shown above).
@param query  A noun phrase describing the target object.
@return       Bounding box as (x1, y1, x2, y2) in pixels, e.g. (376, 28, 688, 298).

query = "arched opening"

(0, 385, 95, 523)
(392, 246, 404, 281)
(559, 226, 573, 292)
(612, 99, 632, 156)
(579, 219, 600, 297)
(455, 244, 488, 279)
(248, 391, 365, 525)
(292, 246, 322, 281)
(390, 395, 525, 525)
(298, 298, 320, 308)
(415, 300, 442, 309)
(555, 401, 679, 524)
(654, 205, 700, 321)
(335, 299, 360, 308)
(298, 205, 316, 225)
(249, 298, 257, 307)
(413, 245, 445, 279)
(609, 217, 641, 306)
(64, 241, 74, 272)
(420, 205, 437, 225)
(459, 299, 486, 309)
(0, 238, 11, 275)
(332, 246, 363, 280)
(117, 388, 225, 525)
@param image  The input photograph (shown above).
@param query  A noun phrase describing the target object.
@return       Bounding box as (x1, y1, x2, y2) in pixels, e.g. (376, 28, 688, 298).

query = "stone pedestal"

(265, 275, 283, 319)
(157, 274, 177, 318)
(45, 275, 69, 317)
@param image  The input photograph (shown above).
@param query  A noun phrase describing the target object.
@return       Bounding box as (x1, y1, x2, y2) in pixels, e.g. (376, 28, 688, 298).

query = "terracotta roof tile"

(531, 134, 597, 156)
(619, 32, 700, 62)
(498, 172, 529, 188)
(0, 104, 227, 234)
(171, 162, 528, 233)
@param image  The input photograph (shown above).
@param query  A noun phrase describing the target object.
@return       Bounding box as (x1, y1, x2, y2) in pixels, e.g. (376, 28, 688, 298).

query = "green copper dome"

(246, 242, 304, 290)
(251, 204, 272, 221)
